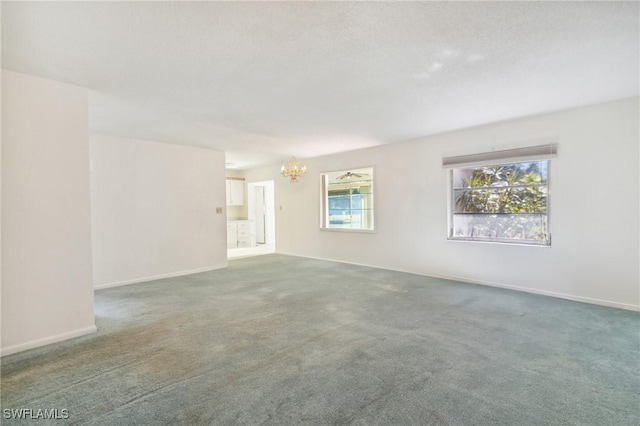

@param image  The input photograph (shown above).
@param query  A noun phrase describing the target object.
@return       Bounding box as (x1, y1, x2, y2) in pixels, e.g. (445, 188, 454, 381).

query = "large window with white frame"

(445, 145, 556, 246)
(320, 167, 374, 231)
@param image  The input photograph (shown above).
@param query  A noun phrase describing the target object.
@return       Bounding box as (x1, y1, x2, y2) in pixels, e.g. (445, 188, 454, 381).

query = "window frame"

(447, 159, 552, 247)
(320, 166, 376, 233)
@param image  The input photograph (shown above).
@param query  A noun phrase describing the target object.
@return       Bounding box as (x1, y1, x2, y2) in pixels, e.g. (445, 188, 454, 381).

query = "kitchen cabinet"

(227, 220, 255, 248)
(226, 179, 244, 206)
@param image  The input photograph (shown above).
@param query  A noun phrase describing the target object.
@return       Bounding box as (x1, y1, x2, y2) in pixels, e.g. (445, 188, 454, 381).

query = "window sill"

(447, 237, 551, 247)
(320, 227, 376, 234)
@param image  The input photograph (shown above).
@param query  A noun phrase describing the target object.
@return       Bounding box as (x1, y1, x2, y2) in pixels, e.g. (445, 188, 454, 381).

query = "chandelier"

(280, 157, 307, 183)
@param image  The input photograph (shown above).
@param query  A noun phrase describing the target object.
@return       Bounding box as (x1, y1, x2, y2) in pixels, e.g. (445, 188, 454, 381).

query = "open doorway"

(228, 180, 276, 259)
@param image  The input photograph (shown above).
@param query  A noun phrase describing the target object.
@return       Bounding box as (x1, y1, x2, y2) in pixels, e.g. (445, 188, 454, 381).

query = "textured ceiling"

(2, 2, 638, 169)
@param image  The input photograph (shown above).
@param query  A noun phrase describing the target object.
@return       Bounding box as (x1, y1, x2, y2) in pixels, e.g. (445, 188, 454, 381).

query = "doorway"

(254, 186, 266, 244)
(228, 180, 276, 259)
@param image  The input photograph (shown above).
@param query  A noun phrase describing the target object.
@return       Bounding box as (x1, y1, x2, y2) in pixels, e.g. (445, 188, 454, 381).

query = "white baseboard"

(275, 251, 640, 312)
(1, 325, 97, 357)
(426, 272, 640, 312)
(94, 263, 228, 290)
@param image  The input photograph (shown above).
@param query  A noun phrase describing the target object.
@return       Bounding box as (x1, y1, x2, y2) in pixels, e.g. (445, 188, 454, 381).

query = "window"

(445, 145, 556, 246)
(321, 167, 374, 231)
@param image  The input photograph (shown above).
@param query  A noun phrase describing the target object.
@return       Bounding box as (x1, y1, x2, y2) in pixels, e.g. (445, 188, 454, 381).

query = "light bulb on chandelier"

(280, 157, 307, 183)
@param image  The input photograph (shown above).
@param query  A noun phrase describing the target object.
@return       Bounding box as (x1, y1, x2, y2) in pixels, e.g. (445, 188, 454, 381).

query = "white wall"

(90, 134, 227, 288)
(1, 70, 96, 355)
(245, 98, 640, 310)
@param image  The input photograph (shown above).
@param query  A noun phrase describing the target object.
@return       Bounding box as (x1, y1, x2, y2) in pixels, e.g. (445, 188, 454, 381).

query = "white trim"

(319, 228, 377, 234)
(442, 141, 558, 169)
(320, 165, 376, 232)
(446, 236, 551, 247)
(1, 325, 97, 357)
(275, 251, 639, 312)
(429, 273, 639, 312)
(93, 263, 227, 290)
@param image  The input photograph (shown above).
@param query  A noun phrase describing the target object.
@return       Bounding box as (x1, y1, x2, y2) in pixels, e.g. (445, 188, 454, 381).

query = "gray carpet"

(1, 254, 639, 425)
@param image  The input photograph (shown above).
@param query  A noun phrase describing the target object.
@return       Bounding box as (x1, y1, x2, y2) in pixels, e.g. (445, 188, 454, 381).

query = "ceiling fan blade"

(335, 171, 371, 180)
(335, 171, 373, 180)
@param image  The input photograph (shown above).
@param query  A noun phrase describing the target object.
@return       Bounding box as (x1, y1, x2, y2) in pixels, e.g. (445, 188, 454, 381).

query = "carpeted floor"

(2, 254, 639, 425)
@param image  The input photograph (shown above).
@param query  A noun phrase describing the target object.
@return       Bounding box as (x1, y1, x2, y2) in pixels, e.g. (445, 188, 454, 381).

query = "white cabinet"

(227, 220, 255, 248)
(227, 223, 238, 248)
(226, 179, 244, 206)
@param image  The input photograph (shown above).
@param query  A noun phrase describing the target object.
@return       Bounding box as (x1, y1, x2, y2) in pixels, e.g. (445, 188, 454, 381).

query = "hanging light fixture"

(280, 157, 307, 183)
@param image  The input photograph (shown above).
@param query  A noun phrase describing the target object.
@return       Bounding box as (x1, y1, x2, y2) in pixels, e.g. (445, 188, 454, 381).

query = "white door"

(254, 186, 266, 244)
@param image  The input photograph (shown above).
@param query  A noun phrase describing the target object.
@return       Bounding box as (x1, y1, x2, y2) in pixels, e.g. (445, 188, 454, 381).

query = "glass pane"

(452, 214, 548, 243)
(453, 161, 548, 189)
(350, 194, 361, 209)
(328, 209, 349, 226)
(358, 193, 373, 208)
(349, 210, 362, 228)
(328, 195, 350, 210)
(454, 186, 547, 214)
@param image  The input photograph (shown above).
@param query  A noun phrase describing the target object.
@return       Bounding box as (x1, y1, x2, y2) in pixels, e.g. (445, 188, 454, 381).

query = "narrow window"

(444, 145, 556, 246)
(321, 167, 374, 231)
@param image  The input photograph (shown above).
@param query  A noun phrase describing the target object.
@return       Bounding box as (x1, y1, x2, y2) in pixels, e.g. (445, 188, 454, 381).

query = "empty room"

(1, 2, 639, 425)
